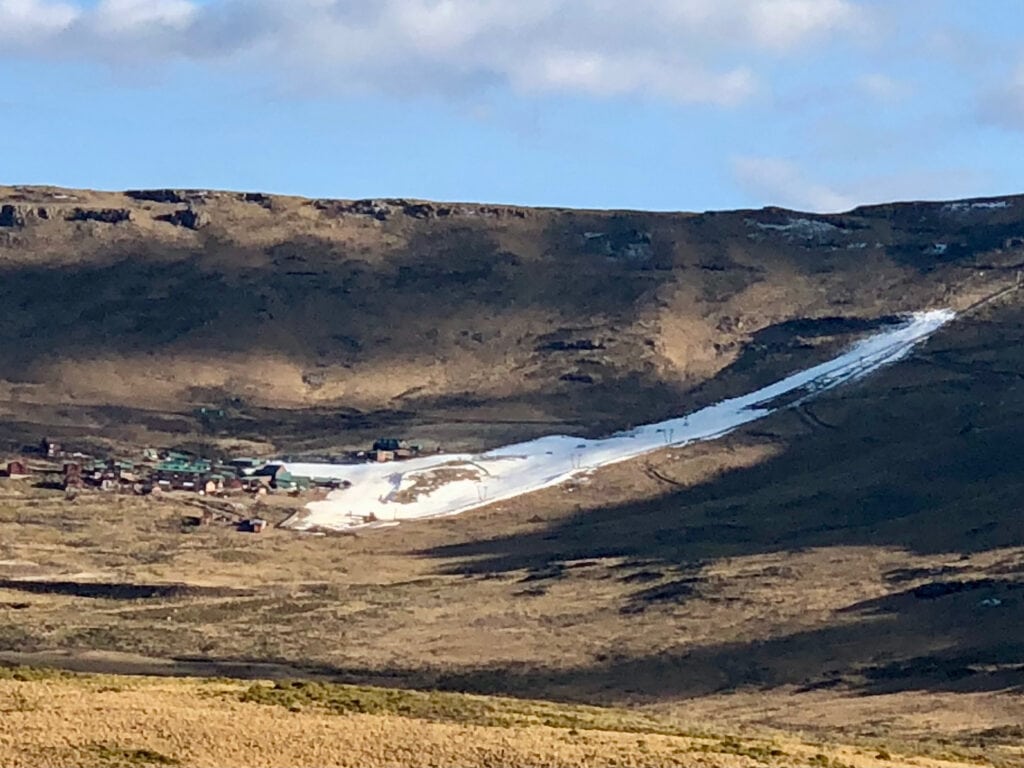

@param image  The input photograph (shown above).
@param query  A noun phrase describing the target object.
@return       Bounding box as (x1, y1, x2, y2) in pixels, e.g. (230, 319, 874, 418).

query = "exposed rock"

(66, 208, 133, 224)
(580, 228, 653, 261)
(313, 199, 392, 221)
(241, 192, 273, 208)
(351, 199, 391, 220)
(157, 208, 210, 230)
(312, 198, 527, 221)
(0, 205, 25, 227)
(463, 204, 527, 219)
(402, 202, 441, 219)
(0, 205, 51, 227)
(747, 217, 846, 240)
(125, 189, 188, 204)
(560, 372, 595, 384)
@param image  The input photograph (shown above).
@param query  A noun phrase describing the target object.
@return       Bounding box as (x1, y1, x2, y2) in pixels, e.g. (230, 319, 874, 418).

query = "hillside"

(3, 185, 1023, 455)
(3, 187, 1024, 767)
(4, 667, 1010, 768)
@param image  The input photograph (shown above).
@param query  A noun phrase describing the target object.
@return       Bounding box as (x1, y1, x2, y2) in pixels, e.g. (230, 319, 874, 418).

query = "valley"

(2, 186, 1024, 767)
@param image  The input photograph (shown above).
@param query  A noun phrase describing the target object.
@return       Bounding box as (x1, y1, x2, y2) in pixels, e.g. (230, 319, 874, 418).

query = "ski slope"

(282, 310, 955, 532)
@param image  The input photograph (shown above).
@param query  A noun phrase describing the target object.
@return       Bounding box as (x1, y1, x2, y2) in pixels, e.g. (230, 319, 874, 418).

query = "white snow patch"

(748, 218, 845, 239)
(284, 310, 955, 532)
(927, 243, 949, 255)
(846, 242, 868, 250)
(943, 200, 1011, 212)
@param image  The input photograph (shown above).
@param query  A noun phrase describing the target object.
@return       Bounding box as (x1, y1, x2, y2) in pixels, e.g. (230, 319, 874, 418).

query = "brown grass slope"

(3, 668, 1000, 768)
(2, 297, 1024, 762)
(4, 187, 1024, 764)
(3, 184, 1024, 454)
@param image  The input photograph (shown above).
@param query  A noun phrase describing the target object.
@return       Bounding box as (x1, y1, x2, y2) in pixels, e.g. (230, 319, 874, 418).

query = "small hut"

(6, 460, 29, 478)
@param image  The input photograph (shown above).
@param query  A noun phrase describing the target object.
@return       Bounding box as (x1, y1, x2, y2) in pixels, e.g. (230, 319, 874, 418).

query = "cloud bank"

(0, 0, 867, 104)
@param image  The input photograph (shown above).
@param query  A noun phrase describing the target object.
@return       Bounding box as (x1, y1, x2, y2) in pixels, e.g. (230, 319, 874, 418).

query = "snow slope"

(282, 310, 955, 532)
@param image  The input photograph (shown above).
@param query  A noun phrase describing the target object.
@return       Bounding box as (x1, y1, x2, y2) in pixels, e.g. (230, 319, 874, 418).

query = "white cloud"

(745, 0, 864, 50)
(0, 0, 870, 103)
(979, 62, 1024, 131)
(0, 0, 77, 41)
(732, 156, 857, 212)
(88, 0, 196, 34)
(855, 73, 908, 104)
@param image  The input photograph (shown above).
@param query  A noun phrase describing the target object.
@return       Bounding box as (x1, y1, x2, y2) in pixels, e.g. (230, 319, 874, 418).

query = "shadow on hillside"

(404, 307, 1024, 700)
(6, 569, 1021, 701)
(421, 576, 1024, 699)
(425, 351, 1024, 573)
(0, 227, 665, 376)
(139, 572, 1024, 698)
(0, 579, 252, 601)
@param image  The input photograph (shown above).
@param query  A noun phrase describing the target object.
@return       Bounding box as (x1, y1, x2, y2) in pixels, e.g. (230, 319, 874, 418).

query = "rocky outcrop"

(0, 205, 25, 227)
(240, 192, 273, 208)
(311, 198, 528, 222)
(66, 208, 133, 224)
(125, 189, 189, 204)
(157, 208, 210, 230)
(0, 204, 51, 227)
(580, 228, 653, 261)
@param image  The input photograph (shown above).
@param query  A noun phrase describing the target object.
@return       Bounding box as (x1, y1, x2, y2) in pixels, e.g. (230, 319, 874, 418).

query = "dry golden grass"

(1, 421, 1022, 765)
(390, 464, 483, 504)
(0, 669, 1005, 768)
(2, 289, 1024, 766)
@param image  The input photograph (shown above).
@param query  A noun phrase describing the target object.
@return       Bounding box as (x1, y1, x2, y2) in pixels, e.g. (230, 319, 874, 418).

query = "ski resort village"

(2, 310, 955, 535)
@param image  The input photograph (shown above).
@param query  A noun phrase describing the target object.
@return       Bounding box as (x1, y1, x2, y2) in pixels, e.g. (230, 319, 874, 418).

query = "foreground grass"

(236, 678, 696, 735)
(0, 666, 1013, 768)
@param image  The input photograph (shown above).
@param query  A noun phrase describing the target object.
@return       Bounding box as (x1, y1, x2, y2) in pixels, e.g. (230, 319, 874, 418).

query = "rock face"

(0, 205, 24, 227)
(0, 205, 50, 227)
(241, 192, 273, 208)
(311, 198, 528, 222)
(580, 229, 653, 262)
(158, 208, 210, 230)
(66, 208, 133, 224)
(125, 189, 189, 204)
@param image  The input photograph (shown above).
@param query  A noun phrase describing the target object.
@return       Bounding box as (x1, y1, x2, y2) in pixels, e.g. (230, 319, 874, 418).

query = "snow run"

(282, 310, 955, 532)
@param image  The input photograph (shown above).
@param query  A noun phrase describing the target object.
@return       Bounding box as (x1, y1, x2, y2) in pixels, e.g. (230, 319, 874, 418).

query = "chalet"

(6, 460, 29, 478)
(154, 459, 213, 491)
(371, 438, 420, 461)
(249, 464, 301, 490)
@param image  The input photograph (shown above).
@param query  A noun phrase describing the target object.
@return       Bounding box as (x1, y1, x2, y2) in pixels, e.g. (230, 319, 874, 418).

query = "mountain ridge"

(2, 184, 1023, 455)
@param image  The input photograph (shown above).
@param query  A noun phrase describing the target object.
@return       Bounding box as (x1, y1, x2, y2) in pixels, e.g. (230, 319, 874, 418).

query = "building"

(154, 459, 213, 491)
(39, 438, 61, 458)
(6, 461, 29, 478)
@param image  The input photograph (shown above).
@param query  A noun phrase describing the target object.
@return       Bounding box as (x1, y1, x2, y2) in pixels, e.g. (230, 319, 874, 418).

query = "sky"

(0, 0, 1022, 212)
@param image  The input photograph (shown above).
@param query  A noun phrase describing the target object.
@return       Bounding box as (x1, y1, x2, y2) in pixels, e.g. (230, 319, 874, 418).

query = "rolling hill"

(2, 186, 1024, 767)
(3, 185, 1022, 456)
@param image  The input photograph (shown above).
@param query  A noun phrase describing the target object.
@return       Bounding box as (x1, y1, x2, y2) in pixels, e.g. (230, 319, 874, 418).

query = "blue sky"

(1, 0, 1022, 212)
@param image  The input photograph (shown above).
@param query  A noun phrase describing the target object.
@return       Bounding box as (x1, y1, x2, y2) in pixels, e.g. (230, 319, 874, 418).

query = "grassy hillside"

(0, 667, 1014, 768)
(3, 185, 1023, 455)
(3, 187, 1024, 766)
(1, 296, 1023, 762)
